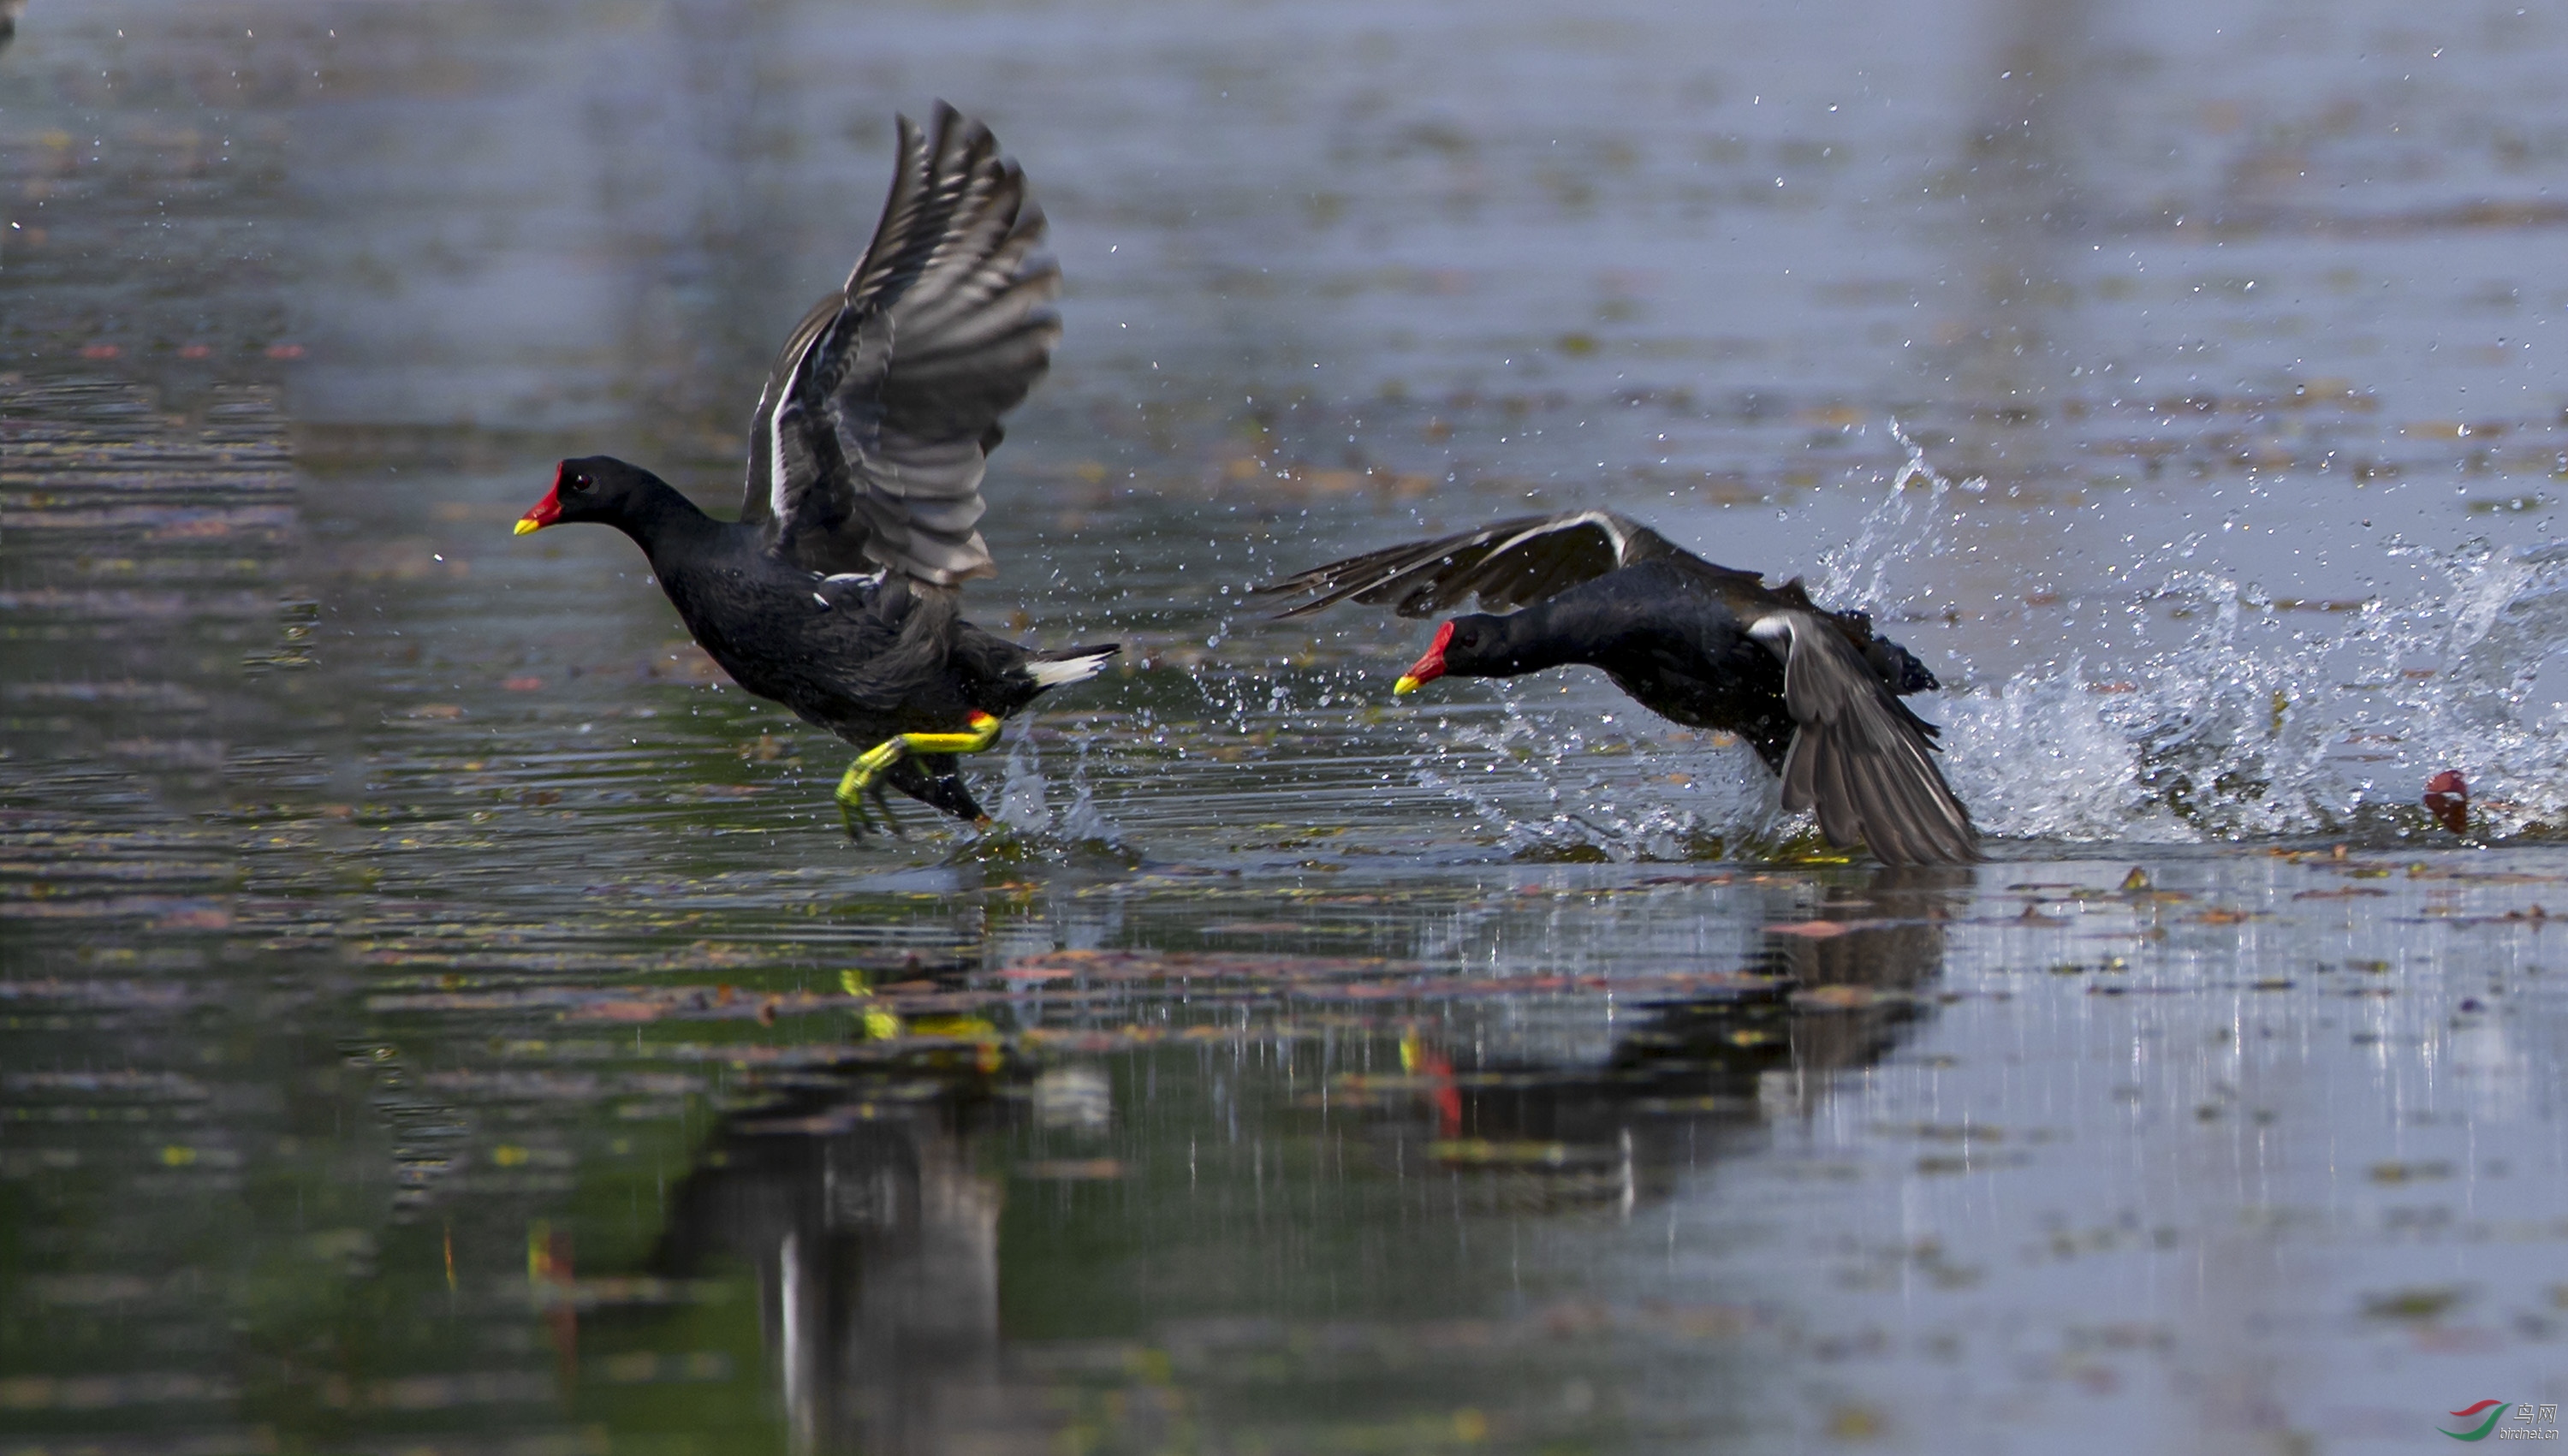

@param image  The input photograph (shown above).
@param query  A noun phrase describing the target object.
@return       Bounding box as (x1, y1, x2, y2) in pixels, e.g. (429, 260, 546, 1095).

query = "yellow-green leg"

(835, 711, 1002, 838)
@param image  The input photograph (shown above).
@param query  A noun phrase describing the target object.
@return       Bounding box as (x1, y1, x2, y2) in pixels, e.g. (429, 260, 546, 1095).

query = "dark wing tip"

(1784, 720, 1980, 865)
(1250, 512, 1635, 621)
(1767, 612, 1979, 866)
(755, 102, 1061, 586)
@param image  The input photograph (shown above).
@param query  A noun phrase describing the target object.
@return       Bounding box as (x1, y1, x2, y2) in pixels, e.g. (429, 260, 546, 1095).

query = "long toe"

(870, 781, 907, 839)
(838, 777, 902, 841)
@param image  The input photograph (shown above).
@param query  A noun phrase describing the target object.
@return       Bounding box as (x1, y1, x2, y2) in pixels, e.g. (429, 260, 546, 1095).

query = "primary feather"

(738, 104, 1062, 585)
(514, 108, 1109, 831)
(1260, 510, 1977, 865)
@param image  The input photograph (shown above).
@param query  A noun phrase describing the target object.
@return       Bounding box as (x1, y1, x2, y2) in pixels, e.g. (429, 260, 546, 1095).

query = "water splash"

(1811, 419, 1988, 613)
(1941, 528, 2568, 844)
(1056, 736, 1125, 848)
(967, 723, 1134, 860)
(996, 737, 1050, 831)
(1399, 426, 2568, 855)
(1411, 692, 1781, 861)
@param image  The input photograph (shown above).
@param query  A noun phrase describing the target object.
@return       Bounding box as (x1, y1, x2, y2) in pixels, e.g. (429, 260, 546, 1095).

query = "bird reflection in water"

(649, 867, 1963, 1447)
(656, 1080, 1053, 1456)
(1748, 865, 1970, 1108)
(1406, 866, 1968, 1210)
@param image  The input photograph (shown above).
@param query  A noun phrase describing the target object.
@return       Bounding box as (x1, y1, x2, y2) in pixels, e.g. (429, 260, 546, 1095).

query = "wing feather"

(1756, 610, 1978, 865)
(737, 104, 1061, 585)
(1254, 510, 1691, 618)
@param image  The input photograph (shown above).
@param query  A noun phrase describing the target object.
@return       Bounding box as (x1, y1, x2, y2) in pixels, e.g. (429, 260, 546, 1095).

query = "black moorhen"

(1257, 510, 1978, 865)
(514, 105, 1115, 836)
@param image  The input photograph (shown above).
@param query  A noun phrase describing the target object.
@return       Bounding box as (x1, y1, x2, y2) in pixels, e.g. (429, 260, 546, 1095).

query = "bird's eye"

(566, 472, 593, 493)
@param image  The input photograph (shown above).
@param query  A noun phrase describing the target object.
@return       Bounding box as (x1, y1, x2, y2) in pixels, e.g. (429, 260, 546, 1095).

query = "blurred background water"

(6, 0, 2568, 1452)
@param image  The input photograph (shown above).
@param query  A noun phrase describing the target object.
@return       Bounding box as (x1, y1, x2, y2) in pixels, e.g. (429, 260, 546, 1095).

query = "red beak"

(514, 462, 566, 535)
(1394, 621, 1454, 696)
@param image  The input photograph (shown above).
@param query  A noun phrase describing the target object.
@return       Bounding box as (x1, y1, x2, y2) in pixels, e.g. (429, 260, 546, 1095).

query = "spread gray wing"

(738, 104, 1061, 585)
(1255, 510, 1690, 618)
(1749, 611, 1979, 865)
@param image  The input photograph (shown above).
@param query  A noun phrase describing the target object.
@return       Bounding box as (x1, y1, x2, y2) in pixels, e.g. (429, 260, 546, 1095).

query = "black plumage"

(515, 106, 1114, 831)
(1257, 510, 1977, 865)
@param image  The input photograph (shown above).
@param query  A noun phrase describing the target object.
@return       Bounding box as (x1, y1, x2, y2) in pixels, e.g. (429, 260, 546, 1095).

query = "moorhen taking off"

(1257, 510, 1978, 864)
(514, 105, 1115, 835)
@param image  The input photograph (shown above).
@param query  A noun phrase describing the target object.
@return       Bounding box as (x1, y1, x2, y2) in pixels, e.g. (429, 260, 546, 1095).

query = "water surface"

(8, 0, 2568, 1451)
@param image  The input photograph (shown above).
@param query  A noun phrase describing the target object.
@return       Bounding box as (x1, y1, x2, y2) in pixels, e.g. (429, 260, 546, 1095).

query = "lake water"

(6, 0, 2568, 1451)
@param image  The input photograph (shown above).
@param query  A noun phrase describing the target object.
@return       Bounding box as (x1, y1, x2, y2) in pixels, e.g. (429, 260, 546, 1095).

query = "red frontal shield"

(1393, 621, 1454, 695)
(514, 462, 566, 535)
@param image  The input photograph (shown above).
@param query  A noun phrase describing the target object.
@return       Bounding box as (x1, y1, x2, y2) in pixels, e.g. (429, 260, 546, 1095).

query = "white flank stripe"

(1590, 509, 1633, 561)
(767, 401, 794, 521)
(1495, 509, 1628, 566)
(766, 328, 823, 523)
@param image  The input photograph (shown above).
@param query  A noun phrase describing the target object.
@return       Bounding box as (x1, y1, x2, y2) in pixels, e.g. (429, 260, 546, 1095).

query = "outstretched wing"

(1254, 510, 1699, 618)
(1748, 611, 1979, 865)
(738, 104, 1061, 585)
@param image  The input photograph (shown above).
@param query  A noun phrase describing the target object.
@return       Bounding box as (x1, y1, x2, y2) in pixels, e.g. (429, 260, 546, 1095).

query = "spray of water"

(975, 722, 1133, 859)
(1394, 424, 2568, 856)
(1852, 432, 2568, 845)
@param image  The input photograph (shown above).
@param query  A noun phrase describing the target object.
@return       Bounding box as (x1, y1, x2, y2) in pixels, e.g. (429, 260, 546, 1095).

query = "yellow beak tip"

(513, 518, 542, 536)
(1392, 676, 1421, 697)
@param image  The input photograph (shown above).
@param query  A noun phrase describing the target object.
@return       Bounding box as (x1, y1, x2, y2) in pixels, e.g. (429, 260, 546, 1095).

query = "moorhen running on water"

(514, 106, 1115, 835)
(1257, 510, 1978, 865)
